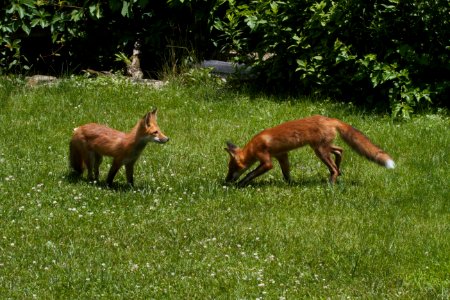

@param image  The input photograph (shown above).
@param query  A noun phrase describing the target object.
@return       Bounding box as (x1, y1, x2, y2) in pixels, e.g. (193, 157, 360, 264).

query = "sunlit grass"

(0, 76, 449, 298)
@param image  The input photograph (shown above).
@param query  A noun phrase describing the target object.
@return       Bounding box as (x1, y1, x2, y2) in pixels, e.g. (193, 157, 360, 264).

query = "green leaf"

(246, 15, 257, 30)
(21, 24, 31, 35)
(121, 1, 130, 17)
(31, 18, 40, 27)
(39, 18, 49, 28)
(88, 3, 102, 19)
(295, 59, 307, 71)
(90, 5, 97, 17)
(17, 5, 26, 18)
(6, 5, 16, 14)
(270, 2, 278, 14)
(70, 9, 84, 22)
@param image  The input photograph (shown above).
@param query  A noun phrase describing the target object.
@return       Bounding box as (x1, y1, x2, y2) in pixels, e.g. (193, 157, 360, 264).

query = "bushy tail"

(336, 121, 395, 169)
(69, 140, 84, 174)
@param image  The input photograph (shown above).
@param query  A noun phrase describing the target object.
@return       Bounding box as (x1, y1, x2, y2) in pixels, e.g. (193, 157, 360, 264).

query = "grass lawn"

(0, 75, 449, 298)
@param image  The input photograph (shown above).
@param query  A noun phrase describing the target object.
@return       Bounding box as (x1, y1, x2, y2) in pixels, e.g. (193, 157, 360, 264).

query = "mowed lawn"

(0, 76, 449, 298)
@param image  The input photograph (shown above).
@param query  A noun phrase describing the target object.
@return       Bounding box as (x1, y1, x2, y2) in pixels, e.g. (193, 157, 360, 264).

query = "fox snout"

(225, 167, 243, 184)
(153, 135, 169, 144)
(225, 172, 239, 183)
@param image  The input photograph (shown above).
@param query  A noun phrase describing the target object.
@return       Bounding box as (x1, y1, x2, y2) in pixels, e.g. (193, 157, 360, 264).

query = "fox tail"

(69, 139, 84, 174)
(336, 121, 395, 169)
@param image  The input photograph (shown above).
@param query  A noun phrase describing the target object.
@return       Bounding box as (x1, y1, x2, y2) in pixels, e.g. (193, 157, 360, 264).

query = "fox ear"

(150, 108, 158, 122)
(144, 108, 157, 126)
(226, 141, 238, 150)
(225, 141, 238, 158)
(144, 112, 150, 123)
(144, 112, 152, 126)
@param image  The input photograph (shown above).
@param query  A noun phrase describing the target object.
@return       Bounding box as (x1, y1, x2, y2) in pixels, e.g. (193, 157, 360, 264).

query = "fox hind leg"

(331, 145, 343, 176)
(69, 141, 84, 175)
(314, 146, 340, 184)
(93, 153, 103, 182)
(85, 151, 97, 182)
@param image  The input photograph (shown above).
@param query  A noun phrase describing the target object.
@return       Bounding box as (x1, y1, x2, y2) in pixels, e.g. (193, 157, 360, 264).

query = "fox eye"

(152, 130, 159, 135)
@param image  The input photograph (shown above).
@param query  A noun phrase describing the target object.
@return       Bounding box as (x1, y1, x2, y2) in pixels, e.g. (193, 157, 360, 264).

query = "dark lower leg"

(238, 162, 273, 187)
(107, 161, 121, 186)
(86, 153, 95, 181)
(314, 148, 339, 184)
(94, 154, 102, 181)
(125, 163, 135, 186)
(331, 146, 343, 175)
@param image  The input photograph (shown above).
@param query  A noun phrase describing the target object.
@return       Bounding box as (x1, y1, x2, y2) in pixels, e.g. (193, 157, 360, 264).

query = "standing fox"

(69, 109, 169, 186)
(225, 115, 395, 187)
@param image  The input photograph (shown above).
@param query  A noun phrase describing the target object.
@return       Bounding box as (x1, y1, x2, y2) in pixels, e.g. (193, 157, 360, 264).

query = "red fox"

(69, 109, 169, 186)
(225, 115, 395, 187)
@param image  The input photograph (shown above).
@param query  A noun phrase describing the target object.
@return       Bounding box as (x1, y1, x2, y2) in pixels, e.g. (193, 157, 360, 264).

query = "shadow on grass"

(223, 175, 362, 189)
(64, 171, 135, 192)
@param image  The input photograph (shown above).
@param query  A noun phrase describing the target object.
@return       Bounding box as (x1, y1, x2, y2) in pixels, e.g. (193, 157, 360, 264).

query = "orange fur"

(225, 115, 395, 186)
(69, 109, 169, 186)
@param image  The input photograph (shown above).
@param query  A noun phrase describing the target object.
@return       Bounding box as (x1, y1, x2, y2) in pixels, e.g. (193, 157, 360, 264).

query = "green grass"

(0, 76, 449, 298)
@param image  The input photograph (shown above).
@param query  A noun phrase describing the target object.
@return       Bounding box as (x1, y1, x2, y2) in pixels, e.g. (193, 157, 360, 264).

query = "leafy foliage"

(1, 0, 97, 71)
(212, 0, 449, 118)
(0, 0, 221, 75)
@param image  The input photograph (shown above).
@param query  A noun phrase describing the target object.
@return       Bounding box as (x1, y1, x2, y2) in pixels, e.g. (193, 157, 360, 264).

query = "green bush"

(212, 0, 449, 118)
(0, 0, 220, 76)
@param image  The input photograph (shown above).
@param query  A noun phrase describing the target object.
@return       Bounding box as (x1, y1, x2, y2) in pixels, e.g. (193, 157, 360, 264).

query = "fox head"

(143, 108, 169, 144)
(224, 141, 247, 183)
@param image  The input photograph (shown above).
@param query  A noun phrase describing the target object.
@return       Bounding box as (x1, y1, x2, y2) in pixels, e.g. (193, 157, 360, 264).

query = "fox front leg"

(237, 161, 273, 187)
(275, 153, 291, 183)
(106, 160, 122, 187)
(125, 162, 135, 186)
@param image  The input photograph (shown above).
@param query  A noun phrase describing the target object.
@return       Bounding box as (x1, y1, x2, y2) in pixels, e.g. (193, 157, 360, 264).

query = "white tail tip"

(385, 159, 395, 169)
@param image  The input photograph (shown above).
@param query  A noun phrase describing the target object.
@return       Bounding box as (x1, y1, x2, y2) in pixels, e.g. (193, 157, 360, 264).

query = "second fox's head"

(143, 108, 169, 144)
(224, 141, 247, 183)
